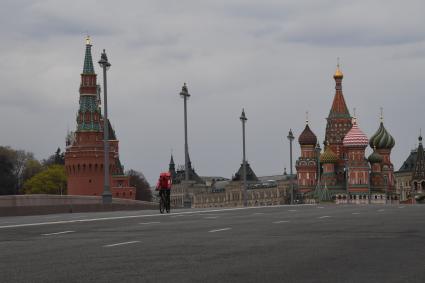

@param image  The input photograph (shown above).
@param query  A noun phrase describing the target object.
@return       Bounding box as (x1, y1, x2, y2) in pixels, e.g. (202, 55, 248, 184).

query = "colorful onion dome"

(368, 147, 383, 164)
(320, 144, 338, 163)
(298, 123, 317, 146)
(369, 122, 395, 150)
(343, 118, 369, 148)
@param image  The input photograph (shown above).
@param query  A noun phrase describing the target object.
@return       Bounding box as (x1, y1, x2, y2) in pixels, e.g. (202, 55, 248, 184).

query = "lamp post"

(315, 142, 321, 202)
(287, 129, 294, 205)
(344, 155, 349, 204)
(240, 109, 248, 207)
(367, 165, 371, 205)
(385, 176, 388, 205)
(98, 49, 112, 204)
(180, 83, 190, 182)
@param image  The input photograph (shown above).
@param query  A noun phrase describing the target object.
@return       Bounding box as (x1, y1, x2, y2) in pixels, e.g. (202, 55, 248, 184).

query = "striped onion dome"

(320, 145, 338, 163)
(369, 122, 395, 150)
(368, 148, 383, 164)
(343, 118, 369, 148)
(298, 123, 317, 146)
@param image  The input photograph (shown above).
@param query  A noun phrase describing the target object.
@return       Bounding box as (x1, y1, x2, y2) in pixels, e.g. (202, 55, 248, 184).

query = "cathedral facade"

(64, 38, 135, 199)
(296, 65, 397, 204)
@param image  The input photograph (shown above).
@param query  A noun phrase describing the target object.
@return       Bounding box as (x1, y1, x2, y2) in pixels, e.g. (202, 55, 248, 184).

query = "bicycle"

(159, 190, 170, 214)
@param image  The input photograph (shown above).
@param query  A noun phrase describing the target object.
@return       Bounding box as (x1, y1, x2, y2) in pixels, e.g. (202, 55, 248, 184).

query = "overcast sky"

(1, 0, 424, 184)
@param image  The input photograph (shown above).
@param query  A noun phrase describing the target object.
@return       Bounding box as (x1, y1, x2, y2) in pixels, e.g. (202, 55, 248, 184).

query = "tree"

(22, 159, 43, 184)
(0, 147, 16, 195)
(127, 169, 152, 201)
(13, 150, 35, 193)
(23, 165, 67, 195)
(42, 148, 65, 167)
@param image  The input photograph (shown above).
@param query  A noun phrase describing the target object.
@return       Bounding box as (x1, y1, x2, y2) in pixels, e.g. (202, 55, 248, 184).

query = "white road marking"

(377, 209, 385, 212)
(0, 204, 313, 229)
(139, 222, 160, 225)
(318, 216, 331, 219)
(42, 231, 75, 236)
(204, 216, 218, 219)
(209, 228, 231, 233)
(103, 241, 140, 248)
(352, 212, 361, 215)
(273, 220, 290, 224)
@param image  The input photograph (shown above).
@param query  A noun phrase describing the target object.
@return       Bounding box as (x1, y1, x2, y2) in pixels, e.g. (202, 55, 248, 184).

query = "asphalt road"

(1, 204, 425, 283)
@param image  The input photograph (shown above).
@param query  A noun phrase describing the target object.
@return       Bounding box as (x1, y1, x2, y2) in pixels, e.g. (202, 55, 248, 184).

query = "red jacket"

(155, 172, 172, 190)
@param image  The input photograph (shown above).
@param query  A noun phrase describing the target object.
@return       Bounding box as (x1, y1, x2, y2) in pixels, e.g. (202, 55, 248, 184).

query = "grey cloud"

(0, 0, 424, 184)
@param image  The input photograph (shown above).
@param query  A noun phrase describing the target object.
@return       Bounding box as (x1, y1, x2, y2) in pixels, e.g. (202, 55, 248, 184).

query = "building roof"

(369, 122, 395, 150)
(397, 144, 425, 173)
(257, 174, 294, 182)
(320, 145, 338, 163)
(328, 66, 350, 119)
(368, 148, 383, 164)
(343, 118, 368, 148)
(83, 36, 95, 74)
(412, 136, 425, 180)
(298, 123, 317, 146)
(232, 162, 259, 182)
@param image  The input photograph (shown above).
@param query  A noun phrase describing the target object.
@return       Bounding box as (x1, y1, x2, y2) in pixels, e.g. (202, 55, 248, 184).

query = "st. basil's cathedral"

(296, 65, 396, 204)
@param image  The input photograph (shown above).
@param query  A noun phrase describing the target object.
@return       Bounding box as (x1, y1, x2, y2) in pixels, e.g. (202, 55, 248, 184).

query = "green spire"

(83, 36, 95, 74)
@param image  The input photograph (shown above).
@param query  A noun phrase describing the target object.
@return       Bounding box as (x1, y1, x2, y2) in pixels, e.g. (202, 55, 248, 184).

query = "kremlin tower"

(64, 37, 135, 199)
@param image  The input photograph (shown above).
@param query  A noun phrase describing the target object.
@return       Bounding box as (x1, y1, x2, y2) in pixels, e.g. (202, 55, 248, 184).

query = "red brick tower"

(296, 120, 318, 195)
(369, 114, 396, 201)
(343, 117, 370, 202)
(320, 142, 338, 187)
(65, 37, 135, 199)
(325, 64, 353, 187)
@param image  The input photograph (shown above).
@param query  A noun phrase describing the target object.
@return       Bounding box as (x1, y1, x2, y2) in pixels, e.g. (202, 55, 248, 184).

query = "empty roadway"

(1, 204, 424, 283)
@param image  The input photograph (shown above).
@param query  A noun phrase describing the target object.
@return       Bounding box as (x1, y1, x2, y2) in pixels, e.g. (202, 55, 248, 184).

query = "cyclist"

(155, 172, 172, 213)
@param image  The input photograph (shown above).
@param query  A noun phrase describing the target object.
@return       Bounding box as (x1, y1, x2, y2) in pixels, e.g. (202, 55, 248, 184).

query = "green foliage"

(22, 159, 43, 184)
(42, 148, 65, 167)
(0, 146, 16, 195)
(127, 169, 152, 201)
(23, 165, 67, 195)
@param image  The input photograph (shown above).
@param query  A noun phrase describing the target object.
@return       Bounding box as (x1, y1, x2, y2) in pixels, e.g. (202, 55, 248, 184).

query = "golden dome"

(334, 67, 343, 79)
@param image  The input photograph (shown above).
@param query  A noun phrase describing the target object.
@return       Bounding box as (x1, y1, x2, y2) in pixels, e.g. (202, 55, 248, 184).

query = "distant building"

(192, 173, 293, 208)
(395, 135, 425, 202)
(64, 37, 135, 199)
(296, 64, 396, 204)
(170, 157, 293, 208)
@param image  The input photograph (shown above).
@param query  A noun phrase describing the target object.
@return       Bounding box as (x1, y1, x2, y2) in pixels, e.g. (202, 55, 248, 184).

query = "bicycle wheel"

(166, 199, 170, 213)
(166, 191, 171, 213)
(159, 195, 165, 214)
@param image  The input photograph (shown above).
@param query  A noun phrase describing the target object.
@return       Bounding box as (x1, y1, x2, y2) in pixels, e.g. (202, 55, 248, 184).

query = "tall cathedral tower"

(325, 64, 352, 186)
(65, 37, 135, 199)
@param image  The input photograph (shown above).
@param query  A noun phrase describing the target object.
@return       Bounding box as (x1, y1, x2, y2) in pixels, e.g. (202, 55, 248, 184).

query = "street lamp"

(315, 142, 321, 202)
(240, 109, 248, 207)
(287, 129, 294, 205)
(98, 49, 112, 204)
(180, 83, 191, 182)
(344, 155, 349, 204)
